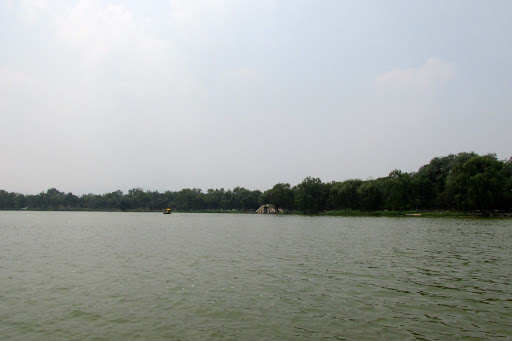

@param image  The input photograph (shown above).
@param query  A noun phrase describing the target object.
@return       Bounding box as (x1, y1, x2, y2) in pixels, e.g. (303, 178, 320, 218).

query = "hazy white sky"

(1, 0, 511, 194)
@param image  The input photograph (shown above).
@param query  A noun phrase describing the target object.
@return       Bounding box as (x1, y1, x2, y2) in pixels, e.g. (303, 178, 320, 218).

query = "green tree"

(267, 183, 294, 212)
(295, 177, 328, 214)
(407, 152, 478, 209)
(357, 180, 383, 210)
(328, 179, 363, 211)
(445, 154, 505, 211)
(233, 187, 261, 211)
(503, 157, 512, 209)
(383, 170, 412, 210)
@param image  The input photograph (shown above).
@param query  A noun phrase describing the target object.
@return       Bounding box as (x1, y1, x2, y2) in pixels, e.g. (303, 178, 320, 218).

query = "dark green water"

(0, 212, 511, 340)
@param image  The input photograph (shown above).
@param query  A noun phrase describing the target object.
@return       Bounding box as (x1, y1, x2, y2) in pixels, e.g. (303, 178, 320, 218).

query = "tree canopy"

(1, 152, 510, 213)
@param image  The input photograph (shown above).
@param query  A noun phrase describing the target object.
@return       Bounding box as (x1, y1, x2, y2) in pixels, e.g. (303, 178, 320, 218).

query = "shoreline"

(4, 209, 510, 218)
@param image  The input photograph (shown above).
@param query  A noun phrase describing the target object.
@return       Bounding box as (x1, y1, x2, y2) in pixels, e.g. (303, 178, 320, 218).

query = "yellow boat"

(163, 208, 172, 214)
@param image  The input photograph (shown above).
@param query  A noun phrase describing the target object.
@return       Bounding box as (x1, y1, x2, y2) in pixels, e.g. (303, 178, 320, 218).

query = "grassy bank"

(8, 208, 510, 218)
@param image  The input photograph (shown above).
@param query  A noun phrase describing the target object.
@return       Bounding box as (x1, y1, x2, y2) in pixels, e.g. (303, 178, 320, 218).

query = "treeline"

(1, 152, 511, 213)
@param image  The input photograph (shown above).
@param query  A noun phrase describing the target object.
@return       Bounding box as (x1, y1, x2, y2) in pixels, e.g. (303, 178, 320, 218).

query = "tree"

(383, 170, 412, 210)
(503, 158, 512, 209)
(267, 183, 294, 212)
(357, 180, 383, 210)
(328, 179, 363, 211)
(413, 152, 479, 208)
(104, 190, 123, 210)
(295, 177, 328, 214)
(232, 187, 247, 211)
(205, 189, 220, 210)
(445, 154, 505, 211)
(175, 188, 205, 211)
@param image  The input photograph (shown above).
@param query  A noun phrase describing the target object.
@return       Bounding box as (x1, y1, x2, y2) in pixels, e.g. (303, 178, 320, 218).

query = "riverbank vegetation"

(1, 152, 511, 215)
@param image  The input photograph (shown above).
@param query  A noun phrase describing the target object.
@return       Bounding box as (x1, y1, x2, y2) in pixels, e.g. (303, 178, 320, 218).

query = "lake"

(0, 212, 511, 340)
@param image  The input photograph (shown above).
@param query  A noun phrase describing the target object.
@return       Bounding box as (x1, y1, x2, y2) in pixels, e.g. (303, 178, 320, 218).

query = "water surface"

(1, 212, 511, 340)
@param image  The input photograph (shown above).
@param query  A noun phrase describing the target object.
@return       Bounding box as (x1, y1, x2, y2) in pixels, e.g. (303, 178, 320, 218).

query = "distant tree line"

(1, 152, 511, 213)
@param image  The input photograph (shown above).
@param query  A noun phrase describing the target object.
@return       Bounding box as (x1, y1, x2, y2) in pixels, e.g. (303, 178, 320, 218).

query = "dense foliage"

(1, 153, 511, 213)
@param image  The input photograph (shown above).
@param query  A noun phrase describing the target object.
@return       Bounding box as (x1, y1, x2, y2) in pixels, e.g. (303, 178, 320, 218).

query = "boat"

(163, 208, 172, 214)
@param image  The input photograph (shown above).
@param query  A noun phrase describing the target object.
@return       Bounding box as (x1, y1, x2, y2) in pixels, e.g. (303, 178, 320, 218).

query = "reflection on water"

(0, 212, 511, 340)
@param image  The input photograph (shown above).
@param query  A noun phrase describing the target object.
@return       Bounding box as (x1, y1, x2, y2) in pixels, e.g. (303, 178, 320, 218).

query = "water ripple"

(0, 212, 511, 340)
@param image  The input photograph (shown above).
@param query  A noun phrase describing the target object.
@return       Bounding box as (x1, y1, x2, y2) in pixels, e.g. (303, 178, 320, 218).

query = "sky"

(1, 0, 511, 195)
